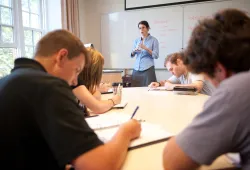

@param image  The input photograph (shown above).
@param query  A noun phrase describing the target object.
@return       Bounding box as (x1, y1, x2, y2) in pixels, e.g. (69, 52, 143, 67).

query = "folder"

(86, 113, 172, 150)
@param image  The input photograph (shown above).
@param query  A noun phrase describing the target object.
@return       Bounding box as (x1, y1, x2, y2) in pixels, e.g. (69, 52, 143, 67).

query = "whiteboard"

(101, 6, 183, 69)
(126, 0, 194, 9)
(183, 0, 250, 47)
(183, 0, 234, 47)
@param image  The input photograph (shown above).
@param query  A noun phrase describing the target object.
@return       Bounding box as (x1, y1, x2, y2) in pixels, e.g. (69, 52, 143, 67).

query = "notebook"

(86, 113, 131, 130)
(113, 101, 128, 109)
(101, 88, 113, 94)
(148, 87, 171, 91)
(86, 113, 172, 150)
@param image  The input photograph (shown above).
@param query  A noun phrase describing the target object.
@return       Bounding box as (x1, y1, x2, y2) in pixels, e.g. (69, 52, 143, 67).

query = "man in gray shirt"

(163, 9, 250, 170)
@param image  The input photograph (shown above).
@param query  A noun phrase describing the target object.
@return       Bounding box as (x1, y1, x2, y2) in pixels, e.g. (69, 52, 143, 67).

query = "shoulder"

(134, 37, 141, 42)
(221, 71, 250, 89)
(149, 35, 158, 41)
(216, 71, 250, 99)
(7, 69, 67, 86)
(203, 71, 250, 114)
(10, 69, 70, 92)
(190, 73, 204, 81)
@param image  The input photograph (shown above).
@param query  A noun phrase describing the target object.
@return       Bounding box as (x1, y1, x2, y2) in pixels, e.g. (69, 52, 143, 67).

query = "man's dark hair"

(184, 9, 250, 77)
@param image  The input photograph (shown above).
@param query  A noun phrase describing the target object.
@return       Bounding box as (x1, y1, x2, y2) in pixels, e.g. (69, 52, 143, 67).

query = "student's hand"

(98, 83, 111, 93)
(112, 94, 121, 105)
(119, 119, 141, 140)
(148, 82, 160, 88)
(65, 164, 73, 170)
(159, 80, 166, 86)
(164, 81, 175, 90)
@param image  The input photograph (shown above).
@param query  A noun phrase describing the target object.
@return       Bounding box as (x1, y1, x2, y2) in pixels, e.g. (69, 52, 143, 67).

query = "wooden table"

(101, 87, 235, 170)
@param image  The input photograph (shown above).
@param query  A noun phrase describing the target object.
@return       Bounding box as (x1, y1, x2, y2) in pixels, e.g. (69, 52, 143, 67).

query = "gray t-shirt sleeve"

(168, 75, 181, 84)
(176, 86, 240, 165)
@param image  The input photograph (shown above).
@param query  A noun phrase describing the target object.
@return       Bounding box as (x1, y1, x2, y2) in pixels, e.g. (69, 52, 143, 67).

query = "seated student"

(163, 9, 250, 170)
(72, 47, 121, 114)
(149, 52, 214, 95)
(0, 29, 141, 170)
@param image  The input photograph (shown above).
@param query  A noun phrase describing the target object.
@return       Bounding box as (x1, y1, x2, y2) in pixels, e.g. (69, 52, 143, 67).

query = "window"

(0, 0, 45, 77)
(22, 0, 43, 58)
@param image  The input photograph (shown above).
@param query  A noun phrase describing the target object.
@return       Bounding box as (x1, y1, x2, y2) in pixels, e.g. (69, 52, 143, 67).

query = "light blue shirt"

(131, 35, 159, 71)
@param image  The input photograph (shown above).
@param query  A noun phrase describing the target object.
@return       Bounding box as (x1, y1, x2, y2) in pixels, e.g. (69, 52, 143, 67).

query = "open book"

(86, 113, 172, 150)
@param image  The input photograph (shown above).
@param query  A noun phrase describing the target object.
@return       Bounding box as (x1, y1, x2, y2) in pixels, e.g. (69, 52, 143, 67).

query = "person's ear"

(55, 49, 68, 68)
(214, 62, 227, 82)
(176, 58, 183, 66)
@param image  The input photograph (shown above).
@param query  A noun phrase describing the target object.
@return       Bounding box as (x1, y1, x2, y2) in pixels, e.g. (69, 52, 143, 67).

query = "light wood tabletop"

(101, 87, 235, 170)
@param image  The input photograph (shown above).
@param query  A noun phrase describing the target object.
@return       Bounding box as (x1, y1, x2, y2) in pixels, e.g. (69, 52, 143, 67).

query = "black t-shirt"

(0, 58, 103, 170)
(71, 77, 88, 116)
(71, 77, 84, 89)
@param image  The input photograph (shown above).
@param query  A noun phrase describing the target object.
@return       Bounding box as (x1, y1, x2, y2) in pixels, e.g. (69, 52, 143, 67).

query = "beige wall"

(78, 0, 171, 81)
(79, 0, 124, 50)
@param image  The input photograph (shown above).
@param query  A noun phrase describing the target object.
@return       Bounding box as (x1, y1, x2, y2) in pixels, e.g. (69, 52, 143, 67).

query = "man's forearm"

(145, 48, 153, 56)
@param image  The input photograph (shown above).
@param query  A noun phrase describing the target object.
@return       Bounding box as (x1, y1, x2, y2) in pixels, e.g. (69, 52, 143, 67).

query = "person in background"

(131, 20, 159, 87)
(0, 29, 141, 170)
(163, 9, 250, 170)
(72, 47, 121, 114)
(149, 52, 214, 95)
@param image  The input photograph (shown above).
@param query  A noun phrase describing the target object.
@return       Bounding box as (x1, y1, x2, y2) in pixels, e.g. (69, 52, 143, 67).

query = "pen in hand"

(117, 83, 122, 96)
(131, 106, 139, 119)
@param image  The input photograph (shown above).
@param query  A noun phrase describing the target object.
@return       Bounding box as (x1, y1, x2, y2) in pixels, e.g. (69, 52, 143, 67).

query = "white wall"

(79, 0, 173, 81)
(46, 0, 62, 31)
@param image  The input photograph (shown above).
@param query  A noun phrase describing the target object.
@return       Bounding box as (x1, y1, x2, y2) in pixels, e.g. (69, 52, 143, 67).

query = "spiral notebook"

(86, 113, 172, 150)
